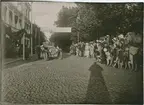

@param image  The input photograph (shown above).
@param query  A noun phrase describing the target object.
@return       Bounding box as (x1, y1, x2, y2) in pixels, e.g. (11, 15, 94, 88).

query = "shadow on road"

(115, 69, 143, 104)
(47, 53, 71, 61)
(85, 62, 112, 104)
(116, 89, 143, 104)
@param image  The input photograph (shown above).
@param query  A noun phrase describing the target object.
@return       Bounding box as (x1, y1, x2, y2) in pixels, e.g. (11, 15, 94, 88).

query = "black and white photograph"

(0, 1, 143, 104)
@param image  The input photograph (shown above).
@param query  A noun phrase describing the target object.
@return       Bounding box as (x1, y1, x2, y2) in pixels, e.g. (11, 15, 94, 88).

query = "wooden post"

(31, 37, 33, 55)
(0, 2, 4, 100)
(77, 31, 79, 43)
(35, 26, 37, 47)
(23, 33, 25, 60)
(0, 3, 5, 70)
(38, 28, 41, 45)
(30, 2, 33, 56)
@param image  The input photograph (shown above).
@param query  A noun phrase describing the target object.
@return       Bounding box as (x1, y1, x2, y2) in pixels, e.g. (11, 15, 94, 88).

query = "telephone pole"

(0, 2, 4, 100)
(77, 31, 79, 43)
(0, 2, 5, 70)
(30, 2, 33, 56)
(22, 33, 25, 60)
(39, 28, 41, 45)
(76, 11, 80, 43)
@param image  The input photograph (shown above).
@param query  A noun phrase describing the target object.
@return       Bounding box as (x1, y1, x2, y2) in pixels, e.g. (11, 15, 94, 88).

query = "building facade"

(2, 2, 47, 58)
(2, 2, 31, 47)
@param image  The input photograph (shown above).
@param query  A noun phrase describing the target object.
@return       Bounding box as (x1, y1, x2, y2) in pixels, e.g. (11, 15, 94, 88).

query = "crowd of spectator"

(70, 32, 143, 71)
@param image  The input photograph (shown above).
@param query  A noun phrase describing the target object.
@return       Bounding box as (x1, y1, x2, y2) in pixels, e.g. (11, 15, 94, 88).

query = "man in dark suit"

(25, 45, 30, 60)
(36, 45, 41, 59)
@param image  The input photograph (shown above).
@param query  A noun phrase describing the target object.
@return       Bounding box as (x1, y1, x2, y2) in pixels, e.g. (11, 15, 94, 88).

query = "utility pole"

(34, 21, 37, 48)
(23, 33, 25, 60)
(76, 11, 80, 43)
(39, 28, 41, 45)
(22, 3, 25, 60)
(0, 2, 4, 100)
(30, 2, 33, 56)
(0, 2, 5, 70)
(77, 31, 79, 43)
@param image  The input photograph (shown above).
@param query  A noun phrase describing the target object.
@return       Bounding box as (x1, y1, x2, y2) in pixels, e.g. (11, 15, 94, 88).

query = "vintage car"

(42, 45, 61, 60)
(47, 46, 60, 58)
(42, 42, 62, 60)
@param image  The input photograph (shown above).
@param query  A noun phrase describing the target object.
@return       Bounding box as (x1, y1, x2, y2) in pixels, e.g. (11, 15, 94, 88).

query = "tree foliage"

(49, 32, 72, 52)
(52, 3, 143, 43)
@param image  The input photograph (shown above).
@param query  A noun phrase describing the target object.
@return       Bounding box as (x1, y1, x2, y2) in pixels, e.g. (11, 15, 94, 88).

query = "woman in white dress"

(76, 44, 79, 56)
(84, 43, 90, 57)
(89, 43, 94, 58)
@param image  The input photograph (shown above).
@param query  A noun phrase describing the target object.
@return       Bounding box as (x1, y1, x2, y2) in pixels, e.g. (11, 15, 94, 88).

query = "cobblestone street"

(1, 55, 143, 104)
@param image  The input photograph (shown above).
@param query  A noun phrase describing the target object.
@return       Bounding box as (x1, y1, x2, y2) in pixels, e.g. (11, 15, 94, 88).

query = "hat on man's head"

(118, 34, 124, 39)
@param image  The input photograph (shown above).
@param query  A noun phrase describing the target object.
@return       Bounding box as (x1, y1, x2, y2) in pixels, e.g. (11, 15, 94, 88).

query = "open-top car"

(42, 42, 62, 60)
(47, 46, 60, 59)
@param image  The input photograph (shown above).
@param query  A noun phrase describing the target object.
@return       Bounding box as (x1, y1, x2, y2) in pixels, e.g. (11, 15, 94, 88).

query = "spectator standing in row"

(35, 45, 41, 59)
(25, 45, 30, 60)
(81, 42, 85, 57)
(84, 43, 89, 57)
(57, 46, 63, 59)
(89, 42, 94, 58)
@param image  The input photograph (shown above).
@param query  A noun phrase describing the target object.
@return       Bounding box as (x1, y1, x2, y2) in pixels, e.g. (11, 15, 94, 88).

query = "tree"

(49, 32, 72, 52)
(54, 6, 78, 27)
(91, 3, 143, 35)
(32, 23, 47, 45)
(53, 3, 143, 43)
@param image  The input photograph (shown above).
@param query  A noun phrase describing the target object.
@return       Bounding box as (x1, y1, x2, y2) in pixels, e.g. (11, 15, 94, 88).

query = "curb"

(4, 54, 38, 65)
(4, 58, 23, 65)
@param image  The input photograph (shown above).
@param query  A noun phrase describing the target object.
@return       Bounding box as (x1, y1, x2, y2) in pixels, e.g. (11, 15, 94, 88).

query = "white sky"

(32, 2, 76, 39)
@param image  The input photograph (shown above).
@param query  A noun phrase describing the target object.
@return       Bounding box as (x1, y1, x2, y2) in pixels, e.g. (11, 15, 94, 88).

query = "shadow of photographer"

(85, 62, 112, 104)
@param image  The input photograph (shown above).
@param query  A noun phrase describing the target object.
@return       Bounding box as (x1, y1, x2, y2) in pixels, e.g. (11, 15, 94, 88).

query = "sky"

(32, 2, 76, 39)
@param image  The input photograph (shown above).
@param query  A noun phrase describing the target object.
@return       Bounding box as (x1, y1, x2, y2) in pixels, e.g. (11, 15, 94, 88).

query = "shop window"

(24, 23, 27, 29)
(17, 3, 22, 11)
(27, 10, 30, 19)
(19, 19, 22, 28)
(25, 9, 27, 16)
(9, 11, 13, 25)
(26, 9, 28, 17)
(4, 6, 7, 21)
(15, 15, 18, 27)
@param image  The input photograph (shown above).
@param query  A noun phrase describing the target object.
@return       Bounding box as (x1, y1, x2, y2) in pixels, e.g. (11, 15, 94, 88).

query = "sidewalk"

(4, 57, 23, 65)
(4, 54, 38, 69)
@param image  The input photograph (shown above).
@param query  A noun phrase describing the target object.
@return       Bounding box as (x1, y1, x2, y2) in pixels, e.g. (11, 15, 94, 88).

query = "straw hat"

(118, 34, 124, 39)
(104, 48, 107, 52)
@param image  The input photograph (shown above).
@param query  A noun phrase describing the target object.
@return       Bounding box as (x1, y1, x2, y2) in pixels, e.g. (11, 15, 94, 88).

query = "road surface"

(1, 54, 143, 104)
